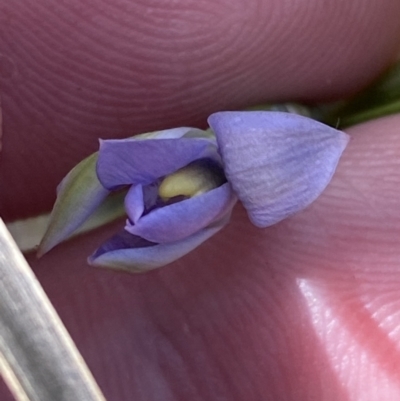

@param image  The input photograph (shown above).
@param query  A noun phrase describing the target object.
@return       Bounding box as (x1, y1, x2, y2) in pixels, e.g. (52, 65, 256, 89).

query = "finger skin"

(0, 114, 398, 400)
(1, 0, 400, 220)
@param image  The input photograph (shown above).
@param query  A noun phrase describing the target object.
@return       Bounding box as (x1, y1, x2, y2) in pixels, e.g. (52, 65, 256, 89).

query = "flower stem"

(320, 61, 400, 128)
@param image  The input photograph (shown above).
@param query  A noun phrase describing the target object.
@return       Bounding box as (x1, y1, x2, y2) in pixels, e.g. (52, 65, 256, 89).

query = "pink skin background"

(1, 0, 400, 399)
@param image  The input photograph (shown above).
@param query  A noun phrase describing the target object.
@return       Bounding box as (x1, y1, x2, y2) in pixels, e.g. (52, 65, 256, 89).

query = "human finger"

(1, 0, 400, 220)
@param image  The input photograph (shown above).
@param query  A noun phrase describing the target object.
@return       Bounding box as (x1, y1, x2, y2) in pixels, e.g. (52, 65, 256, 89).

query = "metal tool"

(0, 218, 106, 401)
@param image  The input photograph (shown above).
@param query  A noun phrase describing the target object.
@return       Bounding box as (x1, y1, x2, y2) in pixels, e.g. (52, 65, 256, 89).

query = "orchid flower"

(39, 111, 349, 273)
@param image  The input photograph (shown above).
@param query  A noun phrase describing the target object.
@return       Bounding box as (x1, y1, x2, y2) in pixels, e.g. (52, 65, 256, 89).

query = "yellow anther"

(158, 161, 225, 200)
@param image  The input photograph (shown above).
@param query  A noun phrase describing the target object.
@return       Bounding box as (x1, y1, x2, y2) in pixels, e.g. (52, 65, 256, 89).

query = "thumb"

(14, 114, 400, 401)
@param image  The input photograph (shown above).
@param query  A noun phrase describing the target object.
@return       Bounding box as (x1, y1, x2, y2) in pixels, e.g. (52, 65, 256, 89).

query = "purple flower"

(39, 111, 349, 273)
(88, 127, 237, 271)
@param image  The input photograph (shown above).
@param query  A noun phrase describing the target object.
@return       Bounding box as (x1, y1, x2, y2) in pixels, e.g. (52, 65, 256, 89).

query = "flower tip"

(87, 253, 115, 270)
(339, 130, 351, 147)
(87, 254, 98, 267)
(87, 252, 150, 273)
(36, 246, 46, 259)
(248, 215, 267, 228)
(36, 234, 57, 259)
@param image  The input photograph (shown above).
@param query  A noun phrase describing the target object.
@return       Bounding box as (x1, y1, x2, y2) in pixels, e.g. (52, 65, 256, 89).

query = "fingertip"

(1, 0, 400, 220)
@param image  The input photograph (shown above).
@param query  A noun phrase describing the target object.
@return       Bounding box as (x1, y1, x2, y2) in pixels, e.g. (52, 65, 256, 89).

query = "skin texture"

(1, 0, 400, 400)
(1, 0, 400, 220)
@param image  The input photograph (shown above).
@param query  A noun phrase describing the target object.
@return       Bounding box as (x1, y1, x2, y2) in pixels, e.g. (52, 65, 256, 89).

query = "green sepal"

(38, 153, 110, 256)
(322, 61, 400, 127)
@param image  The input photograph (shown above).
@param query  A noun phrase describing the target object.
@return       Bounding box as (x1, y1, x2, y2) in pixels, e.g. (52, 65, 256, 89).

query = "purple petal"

(124, 185, 144, 223)
(208, 111, 349, 227)
(125, 183, 237, 243)
(97, 135, 219, 190)
(88, 214, 231, 272)
(90, 230, 156, 259)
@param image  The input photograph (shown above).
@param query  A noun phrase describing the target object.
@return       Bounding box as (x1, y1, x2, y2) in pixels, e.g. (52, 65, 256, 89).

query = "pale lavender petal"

(97, 137, 219, 190)
(124, 185, 144, 223)
(208, 111, 349, 227)
(88, 214, 231, 272)
(125, 183, 237, 243)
